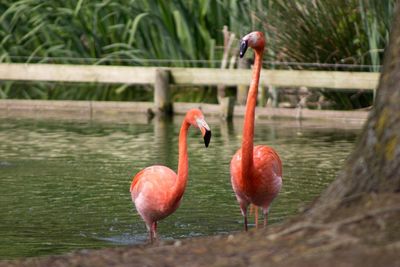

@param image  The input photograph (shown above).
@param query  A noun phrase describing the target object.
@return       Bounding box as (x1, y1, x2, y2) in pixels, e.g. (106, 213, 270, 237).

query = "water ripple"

(0, 118, 360, 259)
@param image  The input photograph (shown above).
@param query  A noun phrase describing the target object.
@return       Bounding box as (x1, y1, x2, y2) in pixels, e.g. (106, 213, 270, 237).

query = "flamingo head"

(239, 31, 265, 58)
(186, 109, 211, 148)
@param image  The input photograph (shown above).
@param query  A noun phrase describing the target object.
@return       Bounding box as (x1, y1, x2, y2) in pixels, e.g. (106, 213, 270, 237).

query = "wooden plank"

(0, 63, 380, 90)
(0, 99, 368, 124)
(172, 68, 250, 86)
(172, 68, 379, 90)
(262, 70, 380, 90)
(0, 63, 157, 84)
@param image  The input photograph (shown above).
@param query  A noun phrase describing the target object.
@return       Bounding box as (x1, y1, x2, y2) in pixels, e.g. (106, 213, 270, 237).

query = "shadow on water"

(94, 233, 149, 245)
(0, 115, 361, 259)
(0, 161, 13, 168)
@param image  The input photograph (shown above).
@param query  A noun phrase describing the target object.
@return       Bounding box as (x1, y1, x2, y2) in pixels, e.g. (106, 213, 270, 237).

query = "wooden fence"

(0, 63, 380, 121)
(0, 63, 379, 88)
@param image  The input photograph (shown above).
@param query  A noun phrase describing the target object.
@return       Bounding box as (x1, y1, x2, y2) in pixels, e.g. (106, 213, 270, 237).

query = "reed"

(0, 0, 394, 107)
(0, 0, 239, 100)
(261, 0, 394, 109)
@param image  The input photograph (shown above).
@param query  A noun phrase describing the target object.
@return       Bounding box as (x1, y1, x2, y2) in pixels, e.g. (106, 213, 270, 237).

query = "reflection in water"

(154, 115, 175, 168)
(0, 117, 361, 259)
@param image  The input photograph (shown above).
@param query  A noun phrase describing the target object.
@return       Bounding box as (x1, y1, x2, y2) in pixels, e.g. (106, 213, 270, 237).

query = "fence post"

(154, 69, 173, 116)
(237, 58, 250, 105)
(258, 82, 267, 107)
(270, 85, 279, 108)
(220, 96, 235, 120)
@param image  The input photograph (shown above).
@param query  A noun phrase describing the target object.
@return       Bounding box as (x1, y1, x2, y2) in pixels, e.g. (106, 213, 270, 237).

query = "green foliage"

(0, 0, 257, 101)
(261, 0, 395, 109)
(264, 0, 393, 68)
(0, 0, 395, 108)
(0, 0, 252, 65)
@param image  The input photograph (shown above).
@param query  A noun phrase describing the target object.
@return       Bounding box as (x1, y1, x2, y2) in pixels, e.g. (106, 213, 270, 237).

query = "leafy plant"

(0, 0, 250, 101)
(0, 0, 394, 108)
(260, 0, 395, 109)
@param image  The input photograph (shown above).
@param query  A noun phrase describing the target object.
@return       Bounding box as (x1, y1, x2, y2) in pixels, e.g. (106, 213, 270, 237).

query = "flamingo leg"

(148, 221, 158, 244)
(240, 203, 248, 231)
(153, 221, 158, 240)
(263, 211, 268, 227)
(249, 204, 259, 228)
(150, 221, 157, 243)
(148, 226, 153, 243)
(255, 206, 259, 229)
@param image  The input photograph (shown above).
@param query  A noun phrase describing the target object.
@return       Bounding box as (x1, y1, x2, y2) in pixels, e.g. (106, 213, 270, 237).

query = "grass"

(0, 0, 394, 108)
(260, 0, 394, 109)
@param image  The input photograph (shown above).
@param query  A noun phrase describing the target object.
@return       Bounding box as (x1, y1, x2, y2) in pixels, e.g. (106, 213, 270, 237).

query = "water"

(0, 115, 361, 259)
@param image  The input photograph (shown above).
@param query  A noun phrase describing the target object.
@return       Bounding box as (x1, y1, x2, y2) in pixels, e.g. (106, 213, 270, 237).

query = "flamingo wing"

(252, 145, 282, 205)
(230, 145, 282, 206)
(130, 166, 180, 222)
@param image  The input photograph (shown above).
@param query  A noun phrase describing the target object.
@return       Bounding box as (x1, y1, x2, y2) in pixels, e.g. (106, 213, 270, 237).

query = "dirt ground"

(1, 193, 399, 267)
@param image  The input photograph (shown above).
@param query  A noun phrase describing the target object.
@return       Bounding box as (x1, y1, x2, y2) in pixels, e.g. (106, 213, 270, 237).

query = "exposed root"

(268, 205, 400, 241)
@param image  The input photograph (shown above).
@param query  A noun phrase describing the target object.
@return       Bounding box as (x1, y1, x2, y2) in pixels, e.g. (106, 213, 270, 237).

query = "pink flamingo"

(230, 31, 283, 231)
(130, 109, 211, 243)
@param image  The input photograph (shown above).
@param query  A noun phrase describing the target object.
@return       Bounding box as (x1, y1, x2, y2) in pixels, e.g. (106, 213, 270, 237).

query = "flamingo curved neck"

(175, 120, 190, 195)
(241, 50, 263, 177)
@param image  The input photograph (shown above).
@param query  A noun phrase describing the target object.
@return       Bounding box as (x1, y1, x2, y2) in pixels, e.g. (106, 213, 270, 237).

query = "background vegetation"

(261, 0, 394, 108)
(0, 0, 395, 109)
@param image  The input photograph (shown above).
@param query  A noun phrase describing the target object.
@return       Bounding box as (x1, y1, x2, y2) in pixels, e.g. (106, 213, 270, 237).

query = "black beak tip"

(239, 40, 248, 58)
(204, 130, 211, 148)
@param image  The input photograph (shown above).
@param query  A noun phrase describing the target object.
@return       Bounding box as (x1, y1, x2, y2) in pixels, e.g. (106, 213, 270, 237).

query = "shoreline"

(0, 99, 367, 126)
(1, 193, 399, 266)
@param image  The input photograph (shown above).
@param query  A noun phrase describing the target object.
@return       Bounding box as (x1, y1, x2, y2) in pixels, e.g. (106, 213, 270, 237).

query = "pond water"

(0, 115, 361, 259)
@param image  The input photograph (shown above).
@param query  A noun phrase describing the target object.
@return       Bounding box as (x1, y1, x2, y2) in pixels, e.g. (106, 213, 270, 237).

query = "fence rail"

(0, 63, 380, 121)
(0, 63, 379, 89)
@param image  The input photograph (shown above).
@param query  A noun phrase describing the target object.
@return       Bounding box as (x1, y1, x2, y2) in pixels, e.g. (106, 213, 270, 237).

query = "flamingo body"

(230, 145, 282, 211)
(131, 166, 182, 225)
(230, 31, 283, 230)
(130, 109, 211, 242)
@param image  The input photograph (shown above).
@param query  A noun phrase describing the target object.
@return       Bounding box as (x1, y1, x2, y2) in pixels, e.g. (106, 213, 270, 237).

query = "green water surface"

(0, 116, 360, 259)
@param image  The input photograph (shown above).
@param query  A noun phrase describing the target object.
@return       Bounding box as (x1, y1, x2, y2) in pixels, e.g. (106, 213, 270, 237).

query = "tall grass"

(260, 0, 395, 109)
(0, 0, 257, 101)
(0, 0, 256, 66)
(359, 0, 394, 72)
(263, 0, 394, 68)
(0, 0, 395, 107)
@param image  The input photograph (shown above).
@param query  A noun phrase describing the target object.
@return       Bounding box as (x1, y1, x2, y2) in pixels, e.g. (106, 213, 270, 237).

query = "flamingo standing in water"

(230, 31, 283, 231)
(130, 109, 211, 243)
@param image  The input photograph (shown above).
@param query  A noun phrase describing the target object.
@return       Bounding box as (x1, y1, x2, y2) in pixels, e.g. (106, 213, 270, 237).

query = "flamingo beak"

(239, 39, 248, 58)
(203, 128, 211, 148)
(196, 118, 211, 148)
